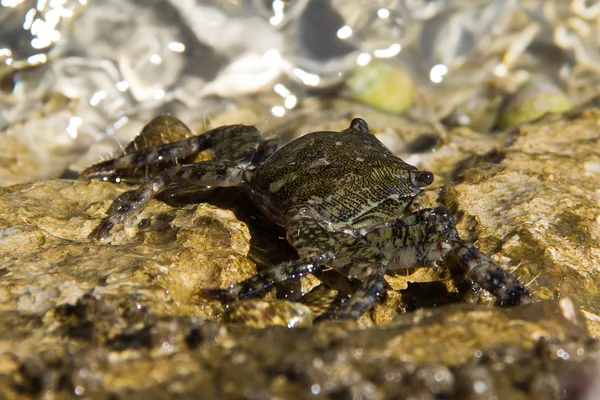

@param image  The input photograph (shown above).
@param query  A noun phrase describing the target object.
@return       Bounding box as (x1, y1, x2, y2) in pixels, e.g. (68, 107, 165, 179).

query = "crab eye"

(349, 118, 369, 133)
(414, 170, 434, 187)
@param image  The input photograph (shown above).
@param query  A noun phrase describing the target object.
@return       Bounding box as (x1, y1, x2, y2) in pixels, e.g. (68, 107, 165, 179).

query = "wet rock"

(0, 179, 256, 320)
(442, 85, 503, 133)
(0, 293, 597, 398)
(443, 109, 600, 335)
(223, 299, 314, 328)
(2, 110, 600, 398)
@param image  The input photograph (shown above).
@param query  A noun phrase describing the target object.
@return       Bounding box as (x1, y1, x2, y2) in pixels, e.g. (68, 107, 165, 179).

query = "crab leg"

(202, 259, 328, 300)
(81, 119, 260, 180)
(288, 207, 390, 321)
(444, 241, 531, 306)
(306, 231, 390, 321)
(203, 205, 336, 300)
(364, 206, 531, 305)
(315, 261, 388, 322)
(336, 267, 386, 320)
(89, 160, 247, 241)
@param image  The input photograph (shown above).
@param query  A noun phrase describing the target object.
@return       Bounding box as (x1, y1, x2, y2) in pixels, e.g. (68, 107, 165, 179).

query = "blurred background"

(0, 0, 598, 185)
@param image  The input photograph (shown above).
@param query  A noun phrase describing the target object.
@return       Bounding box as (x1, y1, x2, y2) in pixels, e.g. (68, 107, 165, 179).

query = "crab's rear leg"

(366, 206, 532, 305)
(89, 160, 247, 240)
(81, 117, 261, 180)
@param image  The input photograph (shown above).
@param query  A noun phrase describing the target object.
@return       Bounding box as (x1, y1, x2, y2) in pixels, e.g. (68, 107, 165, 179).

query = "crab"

(81, 116, 531, 320)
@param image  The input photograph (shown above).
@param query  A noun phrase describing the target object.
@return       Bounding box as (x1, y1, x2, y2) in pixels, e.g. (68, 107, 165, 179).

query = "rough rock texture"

(1, 110, 600, 398)
(0, 180, 257, 321)
(441, 109, 600, 336)
(1, 293, 597, 399)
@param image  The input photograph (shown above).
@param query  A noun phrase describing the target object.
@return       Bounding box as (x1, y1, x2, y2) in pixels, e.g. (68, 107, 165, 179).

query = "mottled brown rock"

(223, 299, 314, 328)
(442, 110, 600, 336)
(2, 109, 600, 398)
(0, 179, 256, 320)
(0, 294, 597, 399)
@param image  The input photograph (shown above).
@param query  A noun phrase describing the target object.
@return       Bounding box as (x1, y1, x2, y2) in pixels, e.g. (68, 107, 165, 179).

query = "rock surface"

(441, 109, 600, 336)
(1, 295, 597, 399)
(1, 110, 600, 398)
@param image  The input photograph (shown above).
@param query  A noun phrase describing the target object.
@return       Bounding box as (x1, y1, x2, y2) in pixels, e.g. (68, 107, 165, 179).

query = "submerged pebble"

(496, 79, 572, 129)
(346, 60, 414, 114)
(442, 86, 503, 132)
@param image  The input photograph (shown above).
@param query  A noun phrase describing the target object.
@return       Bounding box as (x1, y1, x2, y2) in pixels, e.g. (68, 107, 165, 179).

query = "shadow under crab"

(81, 116, 532, 321)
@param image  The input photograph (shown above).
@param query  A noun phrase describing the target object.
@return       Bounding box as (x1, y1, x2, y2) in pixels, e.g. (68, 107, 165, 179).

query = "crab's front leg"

(443, 241, 531, 306)
(314, 233, 389, 322)
(365, 206, 532, 305)
(202, 206, 336, 300)
(285, 207, 391, 321)
(203, 206, 389, 321)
